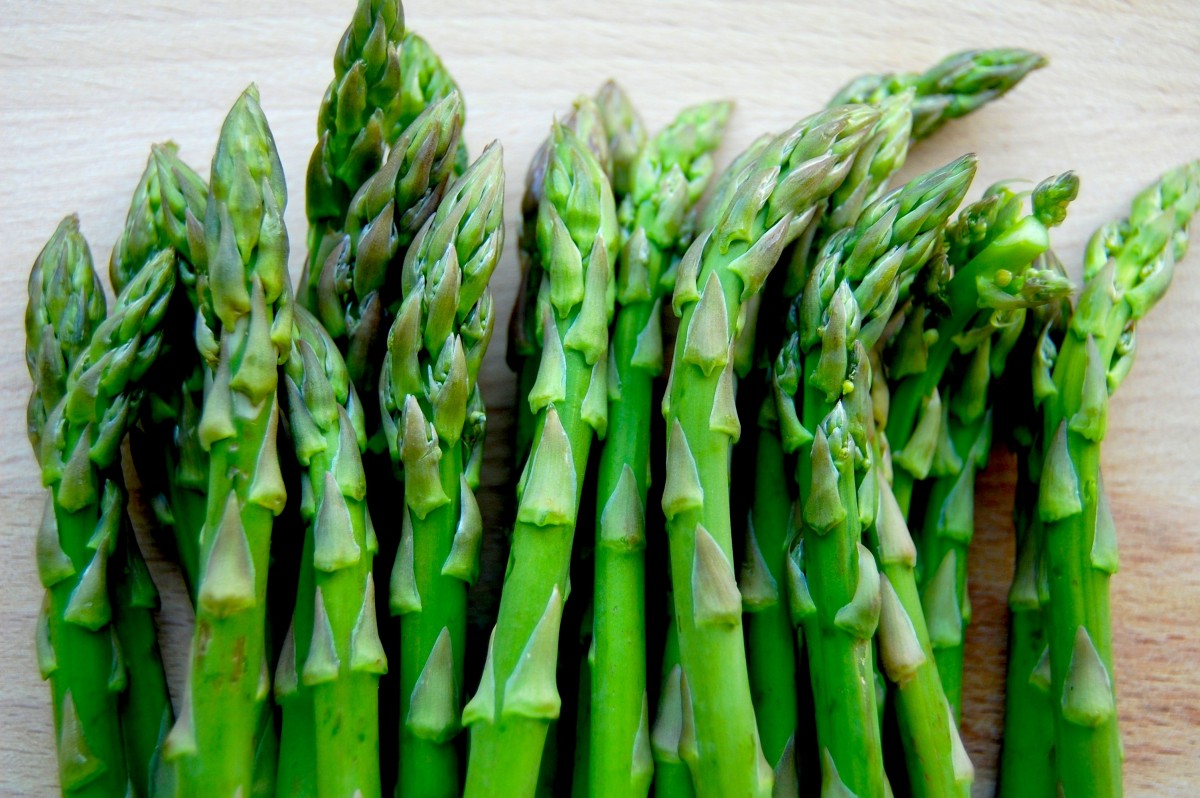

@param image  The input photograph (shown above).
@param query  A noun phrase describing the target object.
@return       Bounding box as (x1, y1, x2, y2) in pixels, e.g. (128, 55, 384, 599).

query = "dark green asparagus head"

(316, 92, 464, 388)
(197, 85, 292, 390)
(42, 250, 175, 510)
(595, 80, 648, 198)
(26, 217, 107, 454)
(830, 48, 1047, 141)
(396, 33, 468, 164)
(111, 143, 207, 298)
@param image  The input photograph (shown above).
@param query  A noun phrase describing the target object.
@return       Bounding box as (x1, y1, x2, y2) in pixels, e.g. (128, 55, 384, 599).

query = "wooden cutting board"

(1, 1, 1196, 794)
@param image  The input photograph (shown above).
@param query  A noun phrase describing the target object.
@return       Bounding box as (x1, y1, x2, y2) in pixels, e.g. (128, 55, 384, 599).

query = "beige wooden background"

(1, 1, 1197, 794)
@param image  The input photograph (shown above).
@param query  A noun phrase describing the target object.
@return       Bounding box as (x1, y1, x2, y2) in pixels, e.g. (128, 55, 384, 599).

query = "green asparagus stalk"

(829, 48, 1046, 141)
(462, 122, 618, 797)
(274, 305, 385, 798)
(1038, 162, 1200, 797)
(110, 143, 209, 593)
(743, 92, 912, 784)
(590, 99, 731, 798)
(164, 86, 293, 796)
(380, 141, 504, 798)
(885, 173, 1078, 515)
(508, 96, 612, 465)
(650, 626, 696, 798)
(774, 155, 977, 797)
(29, 215, 176, 796)
(996, 254, 1072, 798)
(661, 104, 879, 797)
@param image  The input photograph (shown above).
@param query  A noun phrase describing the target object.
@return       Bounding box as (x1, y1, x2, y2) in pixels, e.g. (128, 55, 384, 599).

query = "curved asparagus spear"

(661, 104, 878, 798)
(275, 305, 384, 798)
(590, 99, 731, 798)
(29, 217, 175, 796)
(164, 86, 293, 797)
(110, 143, 209, 592)
(829, 48, 1046, 140)
(380, 141, 504, 798)
(462, 122, 617, 798)
(1039, 161, 1200, 797)
(775, 155, 977, 797)
(885, 173, 1078, 514)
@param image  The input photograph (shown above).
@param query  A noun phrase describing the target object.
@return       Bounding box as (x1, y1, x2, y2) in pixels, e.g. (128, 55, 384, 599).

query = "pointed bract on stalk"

(1034, 161, 1199, 798)
(171, 85, 293, 798)
(464, 122, 615, 798)
(590, 96, 732, 798)
(830, 48, 1047, 140)
(656, 103, 882, 798)
(376, 141, 505, 798)
(27, 226, 176, 797)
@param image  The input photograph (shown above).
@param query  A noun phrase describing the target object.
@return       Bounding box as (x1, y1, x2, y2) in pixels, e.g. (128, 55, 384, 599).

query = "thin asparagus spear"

(775, 155, 977, 797)
(110, 143, 208, 594)
(29, 217, 175, 796)
(1039, 161, 1200, 797)
(829, 48, 1047, 140)
(662, 104, 878, 797)
(589, 98, 731, 798)
(164, 85, 292, 796)
(462, 122, 617, 797)
(380, 141, 504, 798)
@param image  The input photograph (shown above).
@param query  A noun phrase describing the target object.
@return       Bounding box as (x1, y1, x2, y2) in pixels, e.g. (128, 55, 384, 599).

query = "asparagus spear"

(29, 216, 176, 796)
(996, 254, 1072, 798)
(660, 104, 878, 797)
(110, 143, 209, 592)
(380, 141, 504, 798)
(885, 173, 1078, 515)
(590, 99, 732, 798)
(829, 48, 1047, 141)
(164, 86, 292, 796)
(1038, 162, 1200, 797)
(774, 155, 977, 797)
(462, 122, 618, 798)
(274, 305, 385, 798)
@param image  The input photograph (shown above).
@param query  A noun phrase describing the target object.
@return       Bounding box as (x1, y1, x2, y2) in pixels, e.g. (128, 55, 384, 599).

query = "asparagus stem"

(591, 98, 731, 798)
(1039, 162, 1199, 797)
(165, 86, 292, 796)
(650, 620, 695, 798)
(380, 142, 504, 798)
(462, 123, 617, 797)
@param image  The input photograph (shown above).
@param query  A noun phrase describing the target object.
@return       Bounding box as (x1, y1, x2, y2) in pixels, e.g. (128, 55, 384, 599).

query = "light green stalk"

(28, 215, 175, 797)
(660, 104, 878, 798)
(462, 123, 618, 798)
(1038, 162, 1200, 797)
(110, 143, 209, 593)
(380, 142, 504, 798)
(164, 86, 293, 797)
(591, 99, 731, 798)
(774, 156, 976, 797)
(650, 624, 695, 798)
(829, 48, 1047, 140)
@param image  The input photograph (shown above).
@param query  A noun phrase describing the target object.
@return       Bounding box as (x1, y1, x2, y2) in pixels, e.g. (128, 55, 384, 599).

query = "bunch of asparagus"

(20, 0, 1199, 795)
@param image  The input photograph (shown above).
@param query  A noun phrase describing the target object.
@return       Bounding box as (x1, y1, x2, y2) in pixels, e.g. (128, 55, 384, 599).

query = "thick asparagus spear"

(164, 86, 292, 796)
(829, 48, 1046, 140)
(462, 122, 617, 797)
(661, 104, 878, 797)
(110, 143, 209, 592)
(380, 141, 504, 798)
(29, 216, 176, 796)
(774, 155, 977, 797)
(1038, 162, 1200, 798)
(590, 99, 731, 798)
(274, 305, 385, 798)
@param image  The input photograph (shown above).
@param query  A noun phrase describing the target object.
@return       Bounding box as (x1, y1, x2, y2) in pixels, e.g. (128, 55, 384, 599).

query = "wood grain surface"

(1, 1, 1197, 795)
